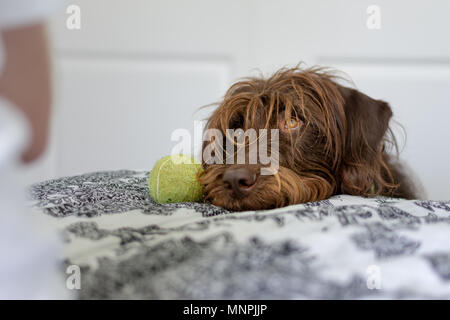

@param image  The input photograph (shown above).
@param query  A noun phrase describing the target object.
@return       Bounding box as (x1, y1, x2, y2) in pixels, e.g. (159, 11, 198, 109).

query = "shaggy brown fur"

(199, 66, 417, 211)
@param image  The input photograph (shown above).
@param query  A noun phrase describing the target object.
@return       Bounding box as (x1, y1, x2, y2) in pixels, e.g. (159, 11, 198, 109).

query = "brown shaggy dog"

(199, 66, 417, 211)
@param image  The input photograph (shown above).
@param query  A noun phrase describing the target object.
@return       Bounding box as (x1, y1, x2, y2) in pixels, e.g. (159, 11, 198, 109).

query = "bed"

(28, 170, 450, 299)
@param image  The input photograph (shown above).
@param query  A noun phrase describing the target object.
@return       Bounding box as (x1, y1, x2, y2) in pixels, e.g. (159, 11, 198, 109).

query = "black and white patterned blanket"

(29, 170, 450, 299)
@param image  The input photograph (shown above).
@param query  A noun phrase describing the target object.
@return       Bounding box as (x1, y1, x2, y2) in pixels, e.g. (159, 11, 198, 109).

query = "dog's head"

(199, 67, 399, 211)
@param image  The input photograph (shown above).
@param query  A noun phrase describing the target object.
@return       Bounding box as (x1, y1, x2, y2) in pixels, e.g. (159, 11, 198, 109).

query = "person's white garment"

(0, 99, 68, 299)
(0, 0, 68, 299)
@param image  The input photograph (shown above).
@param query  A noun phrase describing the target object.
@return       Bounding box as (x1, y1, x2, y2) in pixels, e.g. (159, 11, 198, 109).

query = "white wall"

(19, 0, 450, 200)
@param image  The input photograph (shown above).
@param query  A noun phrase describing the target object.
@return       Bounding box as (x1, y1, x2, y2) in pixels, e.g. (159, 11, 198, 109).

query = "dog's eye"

(287, 119, 299, 128)
(280, 118, 301, 131)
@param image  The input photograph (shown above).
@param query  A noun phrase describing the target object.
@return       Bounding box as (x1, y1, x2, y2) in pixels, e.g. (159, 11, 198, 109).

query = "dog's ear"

(337, 85, 394, 195)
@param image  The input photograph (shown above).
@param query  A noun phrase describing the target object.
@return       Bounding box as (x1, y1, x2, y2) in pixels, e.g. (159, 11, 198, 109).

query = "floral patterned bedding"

(29, 170, 450, 299)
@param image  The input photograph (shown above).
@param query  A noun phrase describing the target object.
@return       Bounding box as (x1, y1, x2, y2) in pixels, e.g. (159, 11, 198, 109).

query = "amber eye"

(280, 118, 301, 131)
(287, 119, 299, 128)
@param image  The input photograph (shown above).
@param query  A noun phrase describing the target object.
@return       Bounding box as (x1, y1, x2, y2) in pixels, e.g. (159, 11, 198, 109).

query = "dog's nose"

(223, 167, 257, 198)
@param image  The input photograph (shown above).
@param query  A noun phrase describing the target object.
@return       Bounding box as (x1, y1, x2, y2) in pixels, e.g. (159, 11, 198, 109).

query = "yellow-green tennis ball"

(149, 154, 203, 204)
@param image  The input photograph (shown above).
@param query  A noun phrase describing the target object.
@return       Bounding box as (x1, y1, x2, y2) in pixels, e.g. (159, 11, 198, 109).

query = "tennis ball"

(149, 154, 203, 204)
